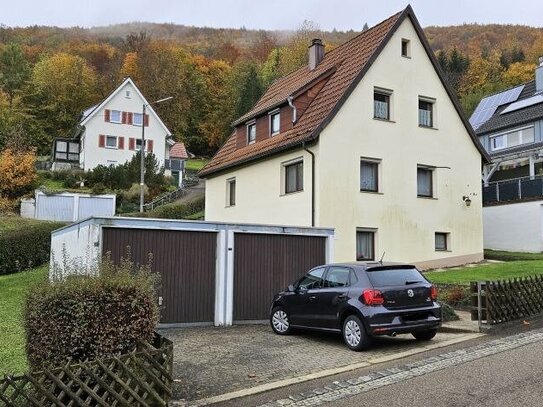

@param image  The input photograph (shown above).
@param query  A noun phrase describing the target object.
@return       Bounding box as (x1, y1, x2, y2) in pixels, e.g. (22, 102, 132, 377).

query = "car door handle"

(309, 295, 317, 301)
(338, 294, 347, 299)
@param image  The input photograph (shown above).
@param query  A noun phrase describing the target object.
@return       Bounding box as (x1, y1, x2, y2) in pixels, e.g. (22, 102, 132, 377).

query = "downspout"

(287, 95, 297, 123)
(303, 141, 315, 227)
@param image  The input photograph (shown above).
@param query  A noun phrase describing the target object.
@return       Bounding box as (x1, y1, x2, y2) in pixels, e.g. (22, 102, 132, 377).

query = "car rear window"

(366, 267, 425, 287)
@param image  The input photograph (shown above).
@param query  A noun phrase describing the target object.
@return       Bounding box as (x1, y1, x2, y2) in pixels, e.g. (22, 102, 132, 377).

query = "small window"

(227, 178, 236, 207)
(374, 91, 390, 120)
(360, 159, 379, 192)
(270, 111, 280, 135)
(110, 110, 122, 123)
(133, 112, 143, 126)
(247, 122, 256, 144)
(323, 267, 351, 288)
(356, 230, 375, 261)
(435, 232, 448, 251)
(125, 90, 131, 98)
(401, 39, 410, 57)
(419, 99, 434, 127)
(135, 139, 147, 151)
(297, 267, 325, 290)
(417, 167, 433, 198)
(285, 161, 303, 194)
(105, 136, 118, 148)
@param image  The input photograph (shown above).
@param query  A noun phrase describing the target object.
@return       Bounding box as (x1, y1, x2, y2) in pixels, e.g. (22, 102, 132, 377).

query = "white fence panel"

(34, 192, 116, 222)
(78, 196, 115, 219)
(36, 194, 74, 221)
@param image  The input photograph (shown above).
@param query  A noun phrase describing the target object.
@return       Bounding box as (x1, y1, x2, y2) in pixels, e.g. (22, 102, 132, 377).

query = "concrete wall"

(35, 191, 115, 222)
(81, 81, 170, 171)
(483, 201, 543, 252)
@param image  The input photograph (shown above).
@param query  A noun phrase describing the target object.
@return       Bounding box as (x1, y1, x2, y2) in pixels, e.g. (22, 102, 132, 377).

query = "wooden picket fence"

(471, 275, 543, 325)
(0, 333, 173, 407)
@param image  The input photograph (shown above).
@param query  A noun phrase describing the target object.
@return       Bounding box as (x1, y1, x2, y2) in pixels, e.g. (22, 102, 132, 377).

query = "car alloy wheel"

(272, 309, 290, 334)
(344, 319, 361, 347)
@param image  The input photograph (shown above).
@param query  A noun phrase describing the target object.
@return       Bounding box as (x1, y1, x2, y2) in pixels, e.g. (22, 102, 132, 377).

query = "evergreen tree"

(0, 43, 30, 108)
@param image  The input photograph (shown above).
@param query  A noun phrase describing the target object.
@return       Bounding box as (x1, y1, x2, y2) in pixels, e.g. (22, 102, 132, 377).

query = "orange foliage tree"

(0, 148, 37, 200)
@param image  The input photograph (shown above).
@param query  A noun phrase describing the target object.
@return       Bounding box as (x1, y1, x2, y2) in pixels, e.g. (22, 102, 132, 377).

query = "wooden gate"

(233, 233, 326, 321)
(102, 228, 217, 324)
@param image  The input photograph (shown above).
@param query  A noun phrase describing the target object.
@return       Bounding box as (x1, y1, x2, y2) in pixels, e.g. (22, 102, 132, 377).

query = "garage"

(50, 217, 334, 326)
(102, 227, 217, 324)
(233, 233, 327, 321)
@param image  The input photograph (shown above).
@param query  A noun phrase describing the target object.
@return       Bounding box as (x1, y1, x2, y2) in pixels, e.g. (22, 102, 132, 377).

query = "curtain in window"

(374, 100, 388, 119)
(356, 231, 374, 260)
(360, 162, 377, 191)
(417, 168, 432, 197)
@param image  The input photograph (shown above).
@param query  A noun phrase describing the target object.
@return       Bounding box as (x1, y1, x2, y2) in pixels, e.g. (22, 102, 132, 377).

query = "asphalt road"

(326, 339, 543, 407)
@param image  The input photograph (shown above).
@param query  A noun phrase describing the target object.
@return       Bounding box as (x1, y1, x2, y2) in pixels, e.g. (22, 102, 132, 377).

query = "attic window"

(401, 39, 410, 57)
(247, 121, 256, 144)
(125, 90, 131, 98)
(269, 110, 280, 136)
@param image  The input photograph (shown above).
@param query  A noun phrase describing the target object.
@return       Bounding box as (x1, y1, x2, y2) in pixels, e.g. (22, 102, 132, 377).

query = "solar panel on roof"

(469, 85, 524, 129)
(500, 94, 543, 115)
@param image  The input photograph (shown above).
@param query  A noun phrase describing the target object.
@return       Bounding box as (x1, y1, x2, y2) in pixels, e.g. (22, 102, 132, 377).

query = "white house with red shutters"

(52, 78, 188, 185)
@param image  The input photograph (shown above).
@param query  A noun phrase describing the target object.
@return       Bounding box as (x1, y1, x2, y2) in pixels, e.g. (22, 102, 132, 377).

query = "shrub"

(439, 301, 460, 322)
(24, 254, 159, 370)
(0, 196, 16, 214)
(0, 148, 37, 199)
(437, 284, 471, 307)
(0, 220, 64, 275)
(132, 195, 205, 219)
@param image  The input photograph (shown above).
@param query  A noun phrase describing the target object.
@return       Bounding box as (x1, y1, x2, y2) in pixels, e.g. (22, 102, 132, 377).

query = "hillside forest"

(1, 20, 542, 157)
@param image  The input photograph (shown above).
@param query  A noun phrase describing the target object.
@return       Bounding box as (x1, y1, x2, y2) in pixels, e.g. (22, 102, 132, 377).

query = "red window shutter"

(98, 134, 105, 147)
(122, 111, 127, 124)
(147, 139, 154, 152)
(144, 114, 149, 127)
(104, 109, 110, 122)
(129, 138, 135, 151)
(118, 137, 125, 150)
(128, 112, 133, 125)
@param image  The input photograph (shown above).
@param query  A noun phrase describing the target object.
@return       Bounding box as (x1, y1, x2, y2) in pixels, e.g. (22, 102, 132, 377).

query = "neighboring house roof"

(475, 81, 543, 135)
(200, 6, 489, 177)
(170, 142, 189, 159)
(79, 77, 172, 137)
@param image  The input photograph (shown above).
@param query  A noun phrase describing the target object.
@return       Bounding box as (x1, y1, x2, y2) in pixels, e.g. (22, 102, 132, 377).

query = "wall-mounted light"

(463, 196, 472, 207)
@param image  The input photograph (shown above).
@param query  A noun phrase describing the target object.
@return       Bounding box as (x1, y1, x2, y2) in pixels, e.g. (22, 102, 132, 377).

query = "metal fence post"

(518, 179, 522, 199)
(477, 281, 483, 329)
(496, 183, 500, 202)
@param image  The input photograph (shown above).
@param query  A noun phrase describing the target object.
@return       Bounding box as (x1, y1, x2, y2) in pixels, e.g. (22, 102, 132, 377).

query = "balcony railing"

(483, 175, 543, 205)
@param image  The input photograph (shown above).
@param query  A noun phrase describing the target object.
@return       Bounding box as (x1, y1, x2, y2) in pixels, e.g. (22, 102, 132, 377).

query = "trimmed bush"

(0, 220, 64, 275)
(439, 301, 460, 322)
(127, 195, 205, 219)
(24, 255, 159, 371)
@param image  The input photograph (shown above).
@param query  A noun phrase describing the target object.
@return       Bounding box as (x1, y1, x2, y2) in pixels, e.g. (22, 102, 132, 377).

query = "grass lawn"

(185, 158, 208, 171)
(484, 249, 543, 262)
(0, 266, 48, 375)
(0, 216, 58, 234)
(426, 260, 543, 285)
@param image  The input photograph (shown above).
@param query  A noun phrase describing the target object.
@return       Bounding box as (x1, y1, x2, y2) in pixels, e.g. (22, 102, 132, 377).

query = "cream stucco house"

(52, 78, 188, 185)
(200, 6, 489, 268)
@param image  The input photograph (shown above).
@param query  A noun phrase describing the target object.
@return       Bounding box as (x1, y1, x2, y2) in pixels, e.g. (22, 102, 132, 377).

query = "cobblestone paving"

(257, 330, 543, 406)
(160, 324, 465, 401)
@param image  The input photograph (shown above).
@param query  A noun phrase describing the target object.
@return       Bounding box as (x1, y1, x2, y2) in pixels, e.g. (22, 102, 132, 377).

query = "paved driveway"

(160, 324, 473, 403)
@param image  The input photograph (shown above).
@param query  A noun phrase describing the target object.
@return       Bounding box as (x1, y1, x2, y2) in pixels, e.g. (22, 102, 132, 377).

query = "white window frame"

(418, 96, 436, 128)
(105, 135, 118, 149)
(269, 109, 280, 136)
(356, 228, 377, 261)
(226, 177, 236, 207)
(246, 120, 256, 144)
(489, 125, 535, 151)
(435, 232, 450, 251)
(417, 165, 436, 198)
(110, 110, 122, 123)
(133, 112, 143, 126)
(401, 38, 411, 58)
(373, 87, 393, 121)
(281, 157, 304, 195)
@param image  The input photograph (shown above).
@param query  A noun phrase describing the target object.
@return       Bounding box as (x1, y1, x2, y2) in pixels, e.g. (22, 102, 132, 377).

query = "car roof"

(322, 262, 416, 271)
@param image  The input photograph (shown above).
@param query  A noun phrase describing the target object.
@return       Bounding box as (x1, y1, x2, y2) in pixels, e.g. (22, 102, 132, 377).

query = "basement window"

(435, 232, 449, 251)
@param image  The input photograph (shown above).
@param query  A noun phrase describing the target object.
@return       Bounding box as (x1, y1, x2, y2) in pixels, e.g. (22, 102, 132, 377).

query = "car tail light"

(362, 289, 384, 306)
(430, 285, 438, 301)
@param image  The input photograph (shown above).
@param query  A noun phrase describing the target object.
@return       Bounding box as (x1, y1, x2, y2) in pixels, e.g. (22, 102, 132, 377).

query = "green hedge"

(24, 256, 159, 370)
(0, 221, 64, 275)
(127, 195, 205, 219)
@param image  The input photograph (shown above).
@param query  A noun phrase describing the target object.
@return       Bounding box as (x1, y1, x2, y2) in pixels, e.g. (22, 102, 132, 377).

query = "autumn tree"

(0, 43, 30, 108)
(29, 53, 97, 141)
(0, 147, 37, 200)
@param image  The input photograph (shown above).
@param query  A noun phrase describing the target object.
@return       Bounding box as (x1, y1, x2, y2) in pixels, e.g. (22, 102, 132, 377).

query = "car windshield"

(366, 267, 425, 287)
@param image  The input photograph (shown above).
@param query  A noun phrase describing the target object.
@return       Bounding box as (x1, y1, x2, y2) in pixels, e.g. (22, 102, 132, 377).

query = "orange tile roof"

(169, 142, 189, 159)
(200, 6, 488, 177)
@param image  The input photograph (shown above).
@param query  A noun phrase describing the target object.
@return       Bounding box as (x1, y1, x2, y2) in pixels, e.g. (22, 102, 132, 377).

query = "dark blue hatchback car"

(269, 262, 441, 351)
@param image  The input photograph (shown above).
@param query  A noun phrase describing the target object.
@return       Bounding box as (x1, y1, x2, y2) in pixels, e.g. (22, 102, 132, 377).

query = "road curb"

(185, 332, 482, 406)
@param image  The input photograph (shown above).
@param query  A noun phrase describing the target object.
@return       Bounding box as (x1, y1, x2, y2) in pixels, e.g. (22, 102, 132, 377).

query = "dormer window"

(269, 110, 280, 136)
(247, 121, 256, 144)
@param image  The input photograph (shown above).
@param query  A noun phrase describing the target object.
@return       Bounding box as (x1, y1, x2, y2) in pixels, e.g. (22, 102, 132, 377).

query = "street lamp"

(140, 96, 173, 212)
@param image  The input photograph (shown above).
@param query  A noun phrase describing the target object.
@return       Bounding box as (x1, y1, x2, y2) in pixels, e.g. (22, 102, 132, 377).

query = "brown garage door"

(102, 227, 216, 324)
(233, 233, 326, 321)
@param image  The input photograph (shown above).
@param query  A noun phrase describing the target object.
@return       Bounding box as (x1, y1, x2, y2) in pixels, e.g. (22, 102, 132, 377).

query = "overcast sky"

(1, 0, 542, 30)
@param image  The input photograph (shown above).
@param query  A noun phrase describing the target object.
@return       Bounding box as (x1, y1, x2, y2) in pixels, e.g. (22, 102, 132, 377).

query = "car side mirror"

(288, 284, 295, 292)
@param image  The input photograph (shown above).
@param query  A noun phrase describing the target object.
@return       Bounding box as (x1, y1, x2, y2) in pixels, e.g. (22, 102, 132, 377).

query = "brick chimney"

(537, 56, 543, 93)
(308, 39, 325, 70)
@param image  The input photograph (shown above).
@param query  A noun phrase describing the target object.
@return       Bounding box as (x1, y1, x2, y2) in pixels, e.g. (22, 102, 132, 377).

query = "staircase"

(143, 175, 200, 212)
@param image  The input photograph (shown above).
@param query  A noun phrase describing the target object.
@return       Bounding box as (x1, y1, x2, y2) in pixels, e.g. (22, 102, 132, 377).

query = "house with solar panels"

(471, 58, 543, 252)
